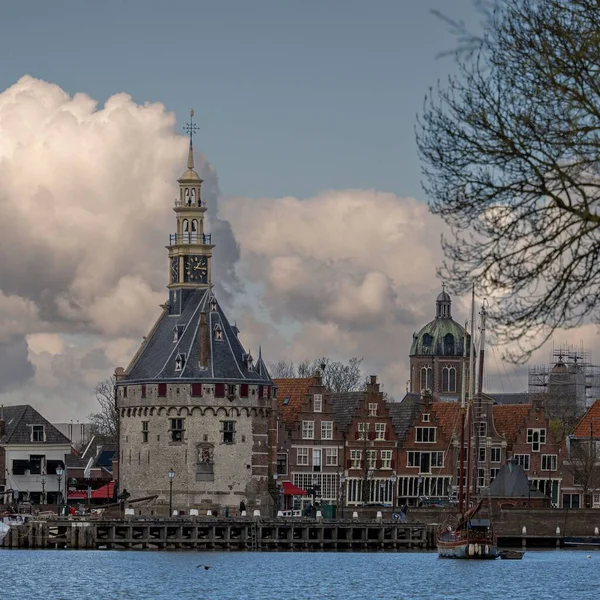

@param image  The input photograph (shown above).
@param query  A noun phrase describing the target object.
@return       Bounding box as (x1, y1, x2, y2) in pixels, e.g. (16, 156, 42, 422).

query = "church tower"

(115, 112, 275, 515)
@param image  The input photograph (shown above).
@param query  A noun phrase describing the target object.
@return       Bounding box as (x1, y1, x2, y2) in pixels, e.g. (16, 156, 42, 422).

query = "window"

(214, 324, 223, 341)
(215, 383, 225, 398)
(407, 451, 419, 467)
(313, 449, 322, 471)
(277, 454, 287, 475)
(240, 384, 249, 398)
(368, 403, 378, 417)
(375, 423, 386, 441)
(170, 418, 184, 442)
(367, 450, 377, 470)
(527, 428, 546, 452)
(477, 468, 486, 487)
(478, 447, 486, 462)
(227, 384, 236, 397)
(32, 425, 45, 443)
(514, 454, 530, 470)
(302, 421, 314, 440)
(442, 367, 457, 392)
(431, 452, 444, 467)
(158, 383, 167, 397)
(407, 451, 443, 470)
(142, 421, 149, 443)
(222, 421, 236, 444)
(490, 447, 501, 463)
(12, 460, 29, 475)
(358, 423, 370, 440)
(321, 421, 333, 440)
(422, 414, 431, 423)
(293, 473, 339, 502)
(175, 353, 186, 371)
(490, 468, 500, 482)
(381, 450, 392, 469)
(29, 455, 44, 475)
(562, 493, 580, 509)
(297, 447, 309, 466)
(541, 454, 557, 471)
(173, 325, 184, 343)
(313, 394, 323, 412)
(325, 447, 338, 466)
(420, 366, 433, 390)
(191, 383, 202, 397)
(351, 450, 362, 469)
(477, 422, 487, 438)
(415, 427, 436, 443)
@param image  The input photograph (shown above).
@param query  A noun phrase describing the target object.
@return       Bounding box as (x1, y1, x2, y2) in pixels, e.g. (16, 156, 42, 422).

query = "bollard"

(253, 510, 261, 517)
(172, 510, 178, 517)
(277, 511, 284, 517)
(556, 526, 561, 548)
(316, 511, 322, 520)
(190, 509, 199, 516)
(352, 512, 359, 520)
(206, 510, 213, 517)
(241, 511, 247, 517)
(376, 511, 383, 521)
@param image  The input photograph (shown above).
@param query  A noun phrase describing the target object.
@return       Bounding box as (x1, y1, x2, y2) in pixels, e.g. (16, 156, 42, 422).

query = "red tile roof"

(573, 399, 600, 438)
(275, 378, 315, 427)
(493, 404, 531, 443)
(431, 402, 461, 435)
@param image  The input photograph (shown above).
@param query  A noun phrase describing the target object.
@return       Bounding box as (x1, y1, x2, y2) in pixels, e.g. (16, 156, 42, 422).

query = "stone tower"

(409, 288, 471, 401)
(115, 112, 275, 514)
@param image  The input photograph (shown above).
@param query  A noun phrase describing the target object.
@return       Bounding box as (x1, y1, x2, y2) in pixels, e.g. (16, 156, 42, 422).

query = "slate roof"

(330, 392, 364, 432)
(275, 378, 314, 427)
(492, 404, 531, 444)
(572, 399, 600, 438)
(487, 392, 531, 405)
(489, 460, 547, 499)
(0, 405, 72, 446)
(123, 289, 272, 384)
(387, 393, 422, 440)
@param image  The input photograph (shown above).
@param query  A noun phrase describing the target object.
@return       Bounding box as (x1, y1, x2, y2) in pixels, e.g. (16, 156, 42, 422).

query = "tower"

(115, 112, 275, 514)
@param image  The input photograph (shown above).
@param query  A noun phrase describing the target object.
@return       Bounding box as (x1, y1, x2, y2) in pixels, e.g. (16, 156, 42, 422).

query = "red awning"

(67, 491, 87, 499)
(282, 481, 307, 496)
(91, 482, 115, 499)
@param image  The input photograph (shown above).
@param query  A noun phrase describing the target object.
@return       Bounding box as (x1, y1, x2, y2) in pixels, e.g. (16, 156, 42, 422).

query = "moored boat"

(499, 550, 524, 560)
(0, 522, 9, 544)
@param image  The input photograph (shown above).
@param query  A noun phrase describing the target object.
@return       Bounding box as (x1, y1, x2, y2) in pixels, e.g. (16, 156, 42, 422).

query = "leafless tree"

(564, 436, 600, 508)
(268, 357, 365, 393)
(417, 0, 600, 362)
(88, 376, 118, 440)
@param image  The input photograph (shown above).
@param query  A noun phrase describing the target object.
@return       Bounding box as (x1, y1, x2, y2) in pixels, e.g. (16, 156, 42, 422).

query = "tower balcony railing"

(169, 233, 212, 245)
(174, 198, 202, 208)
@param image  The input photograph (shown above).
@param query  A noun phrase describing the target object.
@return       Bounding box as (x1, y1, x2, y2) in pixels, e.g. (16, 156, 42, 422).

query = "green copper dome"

(410, 289, 471, 357)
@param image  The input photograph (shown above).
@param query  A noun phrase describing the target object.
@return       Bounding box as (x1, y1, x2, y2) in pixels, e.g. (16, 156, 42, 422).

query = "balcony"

(174, 198, 202, 208)
(169, 233, 212, 245)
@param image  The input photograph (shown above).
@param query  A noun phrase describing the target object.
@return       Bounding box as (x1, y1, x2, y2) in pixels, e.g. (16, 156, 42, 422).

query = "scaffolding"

(528, 345, 600, 410)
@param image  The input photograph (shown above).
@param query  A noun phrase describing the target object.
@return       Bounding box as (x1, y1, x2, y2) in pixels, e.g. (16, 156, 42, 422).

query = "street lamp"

(168, 468, 175, 516)
(390, 474, 397, 510)
(55, 465, 64, 516)
(40, 474, 46, 506)
(339, 475, 346, 519)
(418, 476, 423, 506)
(273, 473, 280, 516)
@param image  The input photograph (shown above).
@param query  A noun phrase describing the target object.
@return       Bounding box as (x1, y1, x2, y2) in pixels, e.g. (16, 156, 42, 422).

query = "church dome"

(410, 288, 470, 357)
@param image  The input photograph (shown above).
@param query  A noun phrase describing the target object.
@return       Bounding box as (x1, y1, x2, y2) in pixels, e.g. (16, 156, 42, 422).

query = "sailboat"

(437, 288, 498, 559)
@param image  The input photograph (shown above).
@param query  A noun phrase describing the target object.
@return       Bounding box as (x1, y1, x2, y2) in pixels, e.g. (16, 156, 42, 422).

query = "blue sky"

(0, 0, 477, 200)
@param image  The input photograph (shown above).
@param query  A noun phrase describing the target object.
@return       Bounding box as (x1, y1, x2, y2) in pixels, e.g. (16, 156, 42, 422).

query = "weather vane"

(183, 108, 200, 145)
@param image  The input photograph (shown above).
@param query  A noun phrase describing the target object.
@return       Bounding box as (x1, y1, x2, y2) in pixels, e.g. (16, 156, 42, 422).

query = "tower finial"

(183, 108, 200, 170)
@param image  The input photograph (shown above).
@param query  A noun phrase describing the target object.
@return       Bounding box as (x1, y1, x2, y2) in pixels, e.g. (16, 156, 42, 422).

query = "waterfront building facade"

(116, 122, 275, 514)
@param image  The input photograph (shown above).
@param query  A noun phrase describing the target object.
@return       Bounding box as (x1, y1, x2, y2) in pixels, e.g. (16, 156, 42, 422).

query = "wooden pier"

(1, 517, 431, 551)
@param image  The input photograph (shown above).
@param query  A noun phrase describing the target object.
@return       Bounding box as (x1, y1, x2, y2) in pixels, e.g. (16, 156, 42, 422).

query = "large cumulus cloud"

(0, 76, 237, 418)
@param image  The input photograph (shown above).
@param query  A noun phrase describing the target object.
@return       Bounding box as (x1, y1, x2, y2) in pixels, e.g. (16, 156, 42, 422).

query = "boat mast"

(465, 283, 476, 509)
(458, 321, 468, 514)
(472, 302, 487, 501)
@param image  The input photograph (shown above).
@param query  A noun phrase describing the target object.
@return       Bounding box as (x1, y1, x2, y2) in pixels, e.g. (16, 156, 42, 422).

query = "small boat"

(563, 536, 600, 547)
(0, 522, 9, 544)
(499, 550, 524, 560)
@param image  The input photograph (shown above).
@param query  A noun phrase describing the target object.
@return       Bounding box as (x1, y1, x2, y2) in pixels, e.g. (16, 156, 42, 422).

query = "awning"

(67, 491, 88, 500)
(91, 482, 115, 499)
(282, 481, 307, 496)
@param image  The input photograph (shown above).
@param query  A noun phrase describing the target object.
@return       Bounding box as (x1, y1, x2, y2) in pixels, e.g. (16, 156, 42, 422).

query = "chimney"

(368, 375, 379, 393)
(199, 312, 211, 368)
(0, 405, 5, 438)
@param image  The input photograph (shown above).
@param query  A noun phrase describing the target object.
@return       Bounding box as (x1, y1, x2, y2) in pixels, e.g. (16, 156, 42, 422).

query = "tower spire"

(183, 108, 200, 171)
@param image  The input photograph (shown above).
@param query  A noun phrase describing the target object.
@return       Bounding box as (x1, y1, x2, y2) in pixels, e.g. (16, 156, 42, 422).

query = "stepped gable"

(0, 405, 71, 445)
(492, 404, 531, 444)
(387, 393, 422, 440)
(275, 378, 314, 427)
(330, 392, 364, 432)
(572, 399, 600, 437)
(123, 290, 271, 384)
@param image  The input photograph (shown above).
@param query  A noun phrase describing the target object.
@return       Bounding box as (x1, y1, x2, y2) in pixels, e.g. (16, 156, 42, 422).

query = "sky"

(1, 0, 597, 421)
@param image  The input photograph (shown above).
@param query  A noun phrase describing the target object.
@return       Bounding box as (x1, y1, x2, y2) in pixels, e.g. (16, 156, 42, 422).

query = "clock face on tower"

(171, 256, 179, 283)
(183, 255, 208, 283)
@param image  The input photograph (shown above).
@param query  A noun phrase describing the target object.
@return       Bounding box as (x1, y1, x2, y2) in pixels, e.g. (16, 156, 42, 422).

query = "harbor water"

(0, 549, 598, 599)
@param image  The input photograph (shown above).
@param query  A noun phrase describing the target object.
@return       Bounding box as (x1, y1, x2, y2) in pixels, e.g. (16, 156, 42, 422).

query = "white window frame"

(351, 450, 362, 469)
(415, 427, 436, 443)
(527, 428, 546, 452)
(366, 450, 377, 470)
(297, 447, 309, 466)
(380, 450, 392, 469)
(490, 447, 501, 463)
(368, 403, 378, 417)
(302, 420, 314, 440)
(325, 447, 338, 466)
(375, 423, 386, 441)
(321, 421, 333, 440)
(514, 453, 530, 471)
(313, 394, 323, 413)
(358, 422, 369, 440)
(312, 449, 322, 469)
(421, 413, 431, 423)
(541, 454, 557, 471)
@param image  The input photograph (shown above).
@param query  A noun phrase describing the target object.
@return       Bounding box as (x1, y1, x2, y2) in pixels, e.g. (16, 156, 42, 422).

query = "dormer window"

(173, 325, 184, 343)
(210, 299, 218, 312)
(422, 413, 431, 422)
(214, 324, 223, 341)
(175, 353, 186, 372)
(31, 425, 45, 443)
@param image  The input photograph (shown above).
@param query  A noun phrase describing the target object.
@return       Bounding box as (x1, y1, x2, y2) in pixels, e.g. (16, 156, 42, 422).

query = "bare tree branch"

(88, 376, 118, 440)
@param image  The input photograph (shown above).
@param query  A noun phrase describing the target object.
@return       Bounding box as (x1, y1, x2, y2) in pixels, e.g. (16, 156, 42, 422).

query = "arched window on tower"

(442, 367, 457, 392)
(420, 366, 433, 391)
(185, 188, 192, 206)
(190, 188, 196, 206)
(182, 219, 190, 243)
(191, 219, 198, 243)
(444, 333, 455, 356)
